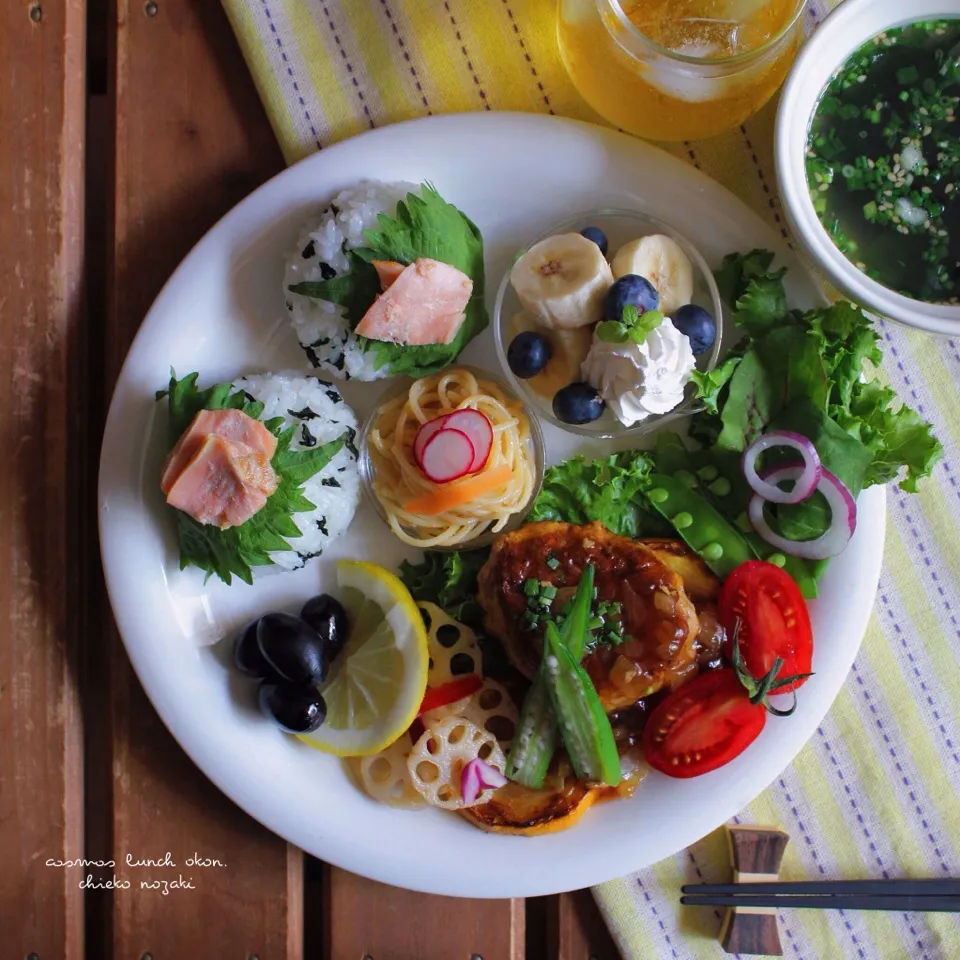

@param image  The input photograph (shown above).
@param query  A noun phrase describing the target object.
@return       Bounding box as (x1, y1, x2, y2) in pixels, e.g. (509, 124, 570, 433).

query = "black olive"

(259, 681, 326, 733)
(256, 612, 326, 685)
(300, 594, 349, 664)
(234, 619, 272, 678)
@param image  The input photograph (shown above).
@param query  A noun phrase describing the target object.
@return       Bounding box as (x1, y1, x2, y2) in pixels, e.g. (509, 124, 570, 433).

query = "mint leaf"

(162, 372, 347, 585)
(633, 308, 665, 340)
(621, 304, 640, 325)
(597, 320, 628, 343)
(287, 250, 380, 322)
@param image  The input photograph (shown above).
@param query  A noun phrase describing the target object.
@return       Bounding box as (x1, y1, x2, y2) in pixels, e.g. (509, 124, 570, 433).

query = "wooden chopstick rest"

(717, 825, 790, 957)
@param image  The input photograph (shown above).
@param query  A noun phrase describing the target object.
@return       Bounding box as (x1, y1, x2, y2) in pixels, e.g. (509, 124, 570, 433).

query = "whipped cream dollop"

(581, 321, 696, 427)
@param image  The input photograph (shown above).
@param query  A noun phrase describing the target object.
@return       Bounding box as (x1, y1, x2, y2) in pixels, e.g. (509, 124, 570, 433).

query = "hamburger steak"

(478, 521, 710, 712)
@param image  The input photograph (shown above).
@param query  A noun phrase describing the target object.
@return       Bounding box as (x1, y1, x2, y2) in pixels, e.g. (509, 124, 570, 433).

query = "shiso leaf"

(163, 372, 346, 585)
(287, 250, 380, 321)
(289, 183, 488, 378)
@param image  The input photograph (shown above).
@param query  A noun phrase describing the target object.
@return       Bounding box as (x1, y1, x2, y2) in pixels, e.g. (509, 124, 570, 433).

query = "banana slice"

(611, 235, 694, 315)
(510, 233, 614, 329)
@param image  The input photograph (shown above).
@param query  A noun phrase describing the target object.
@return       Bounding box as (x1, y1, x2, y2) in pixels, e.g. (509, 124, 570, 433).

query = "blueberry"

(604, 274, 659, 321)
(300, 594, 349, 665)
(671, 304, 716, 356)
(553, 382, 605, 425)
(579, 226, 608, 256)
(234, 619, 273, 678)
(259, 680, 326, 733)
(256, 612, 326, 685)
(507, 331, 552, 379)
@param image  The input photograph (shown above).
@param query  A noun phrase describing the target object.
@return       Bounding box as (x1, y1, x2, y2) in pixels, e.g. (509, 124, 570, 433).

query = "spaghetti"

(368, 369, 536, 548)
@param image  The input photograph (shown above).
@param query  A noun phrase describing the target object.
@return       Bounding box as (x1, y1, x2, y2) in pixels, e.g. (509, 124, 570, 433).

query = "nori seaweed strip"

(288, 406, 319, 420)
(300, 423, 317, 448)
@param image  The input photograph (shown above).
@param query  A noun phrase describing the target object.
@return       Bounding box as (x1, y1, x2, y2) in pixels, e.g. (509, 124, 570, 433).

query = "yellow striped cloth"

(222, 1, 960, 956)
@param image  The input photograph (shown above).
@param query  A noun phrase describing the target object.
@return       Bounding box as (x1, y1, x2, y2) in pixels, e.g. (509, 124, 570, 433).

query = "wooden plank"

(0, 0, 87, 956)
(324, 866, 525, 960)
(554, 890, 622, 960)
(101, 0, 297, 955)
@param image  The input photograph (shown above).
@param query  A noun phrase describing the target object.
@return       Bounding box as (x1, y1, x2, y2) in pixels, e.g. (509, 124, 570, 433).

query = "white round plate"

(99, 113, 884, 898)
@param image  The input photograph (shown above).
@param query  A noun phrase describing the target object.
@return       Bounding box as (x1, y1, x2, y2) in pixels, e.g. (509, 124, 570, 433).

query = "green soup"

(806, 19, 960, 304)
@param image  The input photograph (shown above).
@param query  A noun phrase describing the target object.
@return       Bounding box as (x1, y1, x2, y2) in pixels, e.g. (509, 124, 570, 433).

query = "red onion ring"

(748, 465, 857, 560)
(742, 430, 822, 504)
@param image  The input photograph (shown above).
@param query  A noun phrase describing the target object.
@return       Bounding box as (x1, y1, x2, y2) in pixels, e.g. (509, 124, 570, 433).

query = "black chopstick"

(680, 893, 959, 913)
(682, 878, 960, 898)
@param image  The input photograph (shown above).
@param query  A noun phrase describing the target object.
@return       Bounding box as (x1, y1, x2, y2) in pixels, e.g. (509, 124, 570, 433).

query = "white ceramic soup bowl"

(776, 0, 960, 336)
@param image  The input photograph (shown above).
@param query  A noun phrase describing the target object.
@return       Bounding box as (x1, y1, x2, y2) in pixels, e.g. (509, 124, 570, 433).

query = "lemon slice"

(299, 560, 429, 756)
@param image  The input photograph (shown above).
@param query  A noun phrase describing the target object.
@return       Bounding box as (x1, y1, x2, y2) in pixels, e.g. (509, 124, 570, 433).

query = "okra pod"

(504, 566, 596, 788)
(542, 622, 621, 786)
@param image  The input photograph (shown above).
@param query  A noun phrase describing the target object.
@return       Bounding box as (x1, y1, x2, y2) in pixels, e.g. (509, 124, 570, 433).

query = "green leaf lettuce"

(399, 548, 490, 629)
(527, 452, 671, 539)
(693, 252, 942, 492)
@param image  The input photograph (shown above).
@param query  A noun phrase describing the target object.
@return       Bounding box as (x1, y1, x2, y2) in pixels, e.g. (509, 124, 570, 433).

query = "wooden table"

(1, 1, 622, 956)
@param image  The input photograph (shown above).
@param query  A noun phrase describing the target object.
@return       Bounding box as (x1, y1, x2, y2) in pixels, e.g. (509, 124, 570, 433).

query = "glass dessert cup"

(494, 209, 724, 440)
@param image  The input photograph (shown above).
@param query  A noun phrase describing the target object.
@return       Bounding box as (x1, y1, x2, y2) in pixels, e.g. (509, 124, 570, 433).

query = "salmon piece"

(165, 435, 278, 529)
(161, 408, 277, 494)
(371, 259, 406, 291)
(355, 257, 472, 346)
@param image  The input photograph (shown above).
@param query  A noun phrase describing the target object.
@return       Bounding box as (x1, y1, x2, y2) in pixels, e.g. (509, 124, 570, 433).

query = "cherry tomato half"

(719, 560, 813, 694)
(641, 669, 766, 778)
(416, 674, 483, 716)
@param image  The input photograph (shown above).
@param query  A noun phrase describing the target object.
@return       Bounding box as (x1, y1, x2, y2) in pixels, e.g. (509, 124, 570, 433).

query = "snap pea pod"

(643, 473, 754, 580)
(654, 431, 695, 475)
(542, 622, 621, 786)
(504, 566, 595, 788)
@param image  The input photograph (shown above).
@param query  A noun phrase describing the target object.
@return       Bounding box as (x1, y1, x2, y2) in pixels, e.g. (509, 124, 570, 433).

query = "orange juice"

(558, 0, 805, 141)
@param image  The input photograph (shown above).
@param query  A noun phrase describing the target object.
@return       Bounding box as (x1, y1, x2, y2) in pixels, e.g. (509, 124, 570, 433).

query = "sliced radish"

(419, 428, 476, 484)
(443, 409, 493, 473)
(413, 415, 451, 468)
